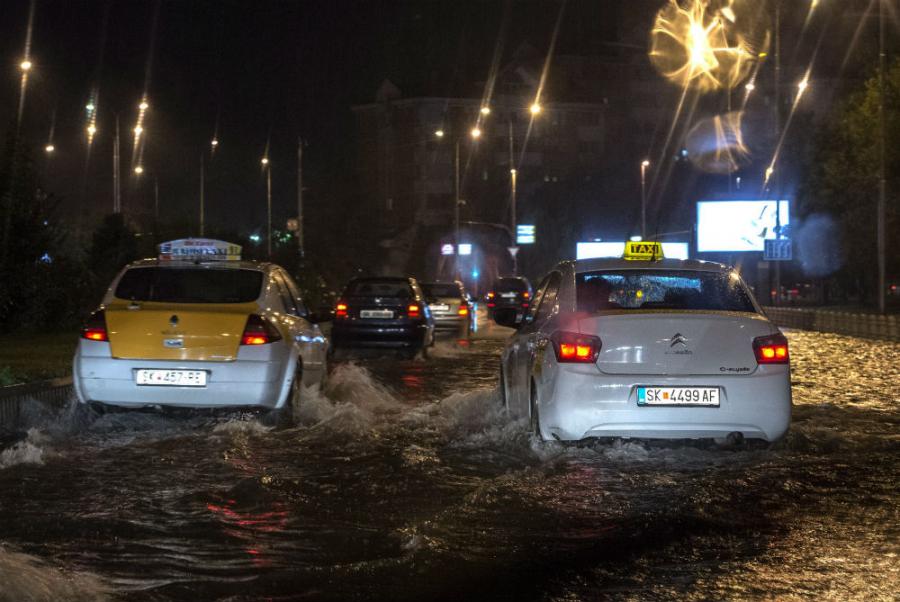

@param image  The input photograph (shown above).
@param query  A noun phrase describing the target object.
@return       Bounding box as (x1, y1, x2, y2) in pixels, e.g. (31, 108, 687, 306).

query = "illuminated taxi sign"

(623, 241, 664, 261)
(158, 239, 241, 261)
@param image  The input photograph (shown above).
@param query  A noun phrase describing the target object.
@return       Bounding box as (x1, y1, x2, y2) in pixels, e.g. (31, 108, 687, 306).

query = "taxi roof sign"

(623, 241, 664, 261)
(158, 239, 242, 262)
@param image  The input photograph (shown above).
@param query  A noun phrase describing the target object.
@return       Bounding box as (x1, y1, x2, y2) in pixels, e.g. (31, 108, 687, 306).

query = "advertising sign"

(696, 200, 790, 252)
(158, 239, 241, 261)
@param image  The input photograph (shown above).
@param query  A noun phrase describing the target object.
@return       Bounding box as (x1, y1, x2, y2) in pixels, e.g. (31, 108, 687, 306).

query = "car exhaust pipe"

(726, 431, 744, 446)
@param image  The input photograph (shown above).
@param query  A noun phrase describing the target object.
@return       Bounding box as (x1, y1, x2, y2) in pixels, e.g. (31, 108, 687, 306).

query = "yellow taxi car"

(73, 239, 328, 424)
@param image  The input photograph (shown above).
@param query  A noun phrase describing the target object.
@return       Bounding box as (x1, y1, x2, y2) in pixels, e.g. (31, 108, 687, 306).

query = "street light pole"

(297, 137, 304, 258)
(509, 119, 518, 275)
(266, 166, 272, 260)
(640, 160, 650, 239)
(199, 153, 205, 236)
(877, 0, 886, 313)
(454, 139, 461, 280)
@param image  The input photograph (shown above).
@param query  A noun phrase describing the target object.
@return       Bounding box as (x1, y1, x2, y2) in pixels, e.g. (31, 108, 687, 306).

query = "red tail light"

(407, 304, 421, 318)
(81, 310, 108, 342)
(335, 302, 348, 318)
(753, 333, 789, 364)
(241, 314, 282, 346)
(458, 303, 469, 316)
(551, 331, 601, 363)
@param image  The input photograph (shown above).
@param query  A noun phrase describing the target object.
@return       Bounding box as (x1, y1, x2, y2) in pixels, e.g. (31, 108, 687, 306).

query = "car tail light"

(80, 310, 109, 342)
(551, 331, 601, 363)
(335, 302, 348, 318)
(753, 333, 789, 364)
(522, 291, 530, 299)
(241, 314, 282, 345)
(458, 303, 469, 316)
(522, 303, 529, 308)
(407, 304, 421, 318)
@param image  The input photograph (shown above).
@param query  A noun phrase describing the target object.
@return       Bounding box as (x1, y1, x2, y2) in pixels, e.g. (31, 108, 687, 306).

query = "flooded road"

(0, 328, 897, 601)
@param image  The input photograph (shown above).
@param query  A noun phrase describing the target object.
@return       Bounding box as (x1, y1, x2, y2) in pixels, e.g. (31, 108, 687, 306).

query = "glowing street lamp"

(211, 138, 219, 148)
(19, 59, 32, 72)
(138, 100, 149, 111)
(44, 144, 55, 154)
(434, 129, 445, 138)
(745, 82, 756, 92)
(87, 124, 97, 136)
(480, 106, 491, 116)
(260, 156, 269, 166)
(134, 165, 144, 175)
(133, 125, 143, 137)
(530, 102, 542, 116)
(640, 160, 651, 238)
(470, 127, 482, 139)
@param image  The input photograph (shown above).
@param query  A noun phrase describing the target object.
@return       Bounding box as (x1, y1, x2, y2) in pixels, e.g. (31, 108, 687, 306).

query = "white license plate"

(360, 309, 393, 319)
(500, 293, 517, 299)
(135, 369, 208, 387)
(637, 386, 719, 406)
(429, 304, 450, 312)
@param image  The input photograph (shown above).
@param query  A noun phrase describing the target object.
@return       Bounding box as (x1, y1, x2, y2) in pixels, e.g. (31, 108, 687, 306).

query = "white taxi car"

(73, 239, 328, 423)
(493, 242, 791, 444)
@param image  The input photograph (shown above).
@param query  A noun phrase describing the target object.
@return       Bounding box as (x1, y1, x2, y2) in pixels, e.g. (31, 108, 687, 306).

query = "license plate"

(637, 386, 719, 406)
(360, 309, 393, 319)
(135, 369, 208, 387)
(500, 293, 517, 299)
(429, 304, 450, 312)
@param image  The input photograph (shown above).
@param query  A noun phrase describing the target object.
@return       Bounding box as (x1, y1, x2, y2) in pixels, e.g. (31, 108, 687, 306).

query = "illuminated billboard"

(576, 241, 689, 260)
(696, 200, 790, 252)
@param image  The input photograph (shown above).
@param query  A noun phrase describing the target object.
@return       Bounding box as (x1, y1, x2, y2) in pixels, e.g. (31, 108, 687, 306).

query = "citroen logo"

(169, 315, 179, 328)
(670, 333, 688, 347)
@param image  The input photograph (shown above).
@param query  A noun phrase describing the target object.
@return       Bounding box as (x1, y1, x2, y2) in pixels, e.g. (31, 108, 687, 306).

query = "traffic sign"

(516, 224, 535, 244)
(764, 239, 792, 261)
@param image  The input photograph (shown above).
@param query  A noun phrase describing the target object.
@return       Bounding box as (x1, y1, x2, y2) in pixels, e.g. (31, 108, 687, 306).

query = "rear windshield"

(494, 278, 528, 292)
(576, 270, 756, 313)
(115, 267, 263, 303)
(344, 280, 412, 298)
(422, 283, 461, 298)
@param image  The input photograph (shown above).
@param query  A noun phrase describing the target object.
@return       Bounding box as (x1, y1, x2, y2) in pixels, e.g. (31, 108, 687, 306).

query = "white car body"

(500, 258, 792, 443)
(73, 260, 327, 411)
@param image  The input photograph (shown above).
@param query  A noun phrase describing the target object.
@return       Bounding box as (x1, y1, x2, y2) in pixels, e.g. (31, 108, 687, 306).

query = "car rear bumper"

(432, 314, 469, 330)
(539, 364, 792, 442)
(331, 321, 430, 348)
(73, 343, 290, 409)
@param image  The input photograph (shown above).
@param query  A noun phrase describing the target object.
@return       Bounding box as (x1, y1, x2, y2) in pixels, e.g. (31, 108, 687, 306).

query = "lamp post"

(261, 156, 272, 259)
(877, 0, 886, 314)
(436, 126, 481, 280)
(640, 160, 650, 239)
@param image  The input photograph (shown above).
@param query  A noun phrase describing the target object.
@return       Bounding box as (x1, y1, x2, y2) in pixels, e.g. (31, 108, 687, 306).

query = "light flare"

(649, 0, 764, 93)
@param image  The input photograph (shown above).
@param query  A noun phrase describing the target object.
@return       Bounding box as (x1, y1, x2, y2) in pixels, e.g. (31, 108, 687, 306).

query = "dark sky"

(1, 0, 892, 237)
(1, 0, 606, 234)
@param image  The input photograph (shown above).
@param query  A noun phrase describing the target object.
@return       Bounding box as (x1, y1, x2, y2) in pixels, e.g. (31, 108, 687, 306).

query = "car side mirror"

(492, 307, 522, 329)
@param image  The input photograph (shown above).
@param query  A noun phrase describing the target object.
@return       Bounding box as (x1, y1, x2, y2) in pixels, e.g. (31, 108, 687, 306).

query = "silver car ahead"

(494, 258, 791, 444)
(421, 281, 474, 335)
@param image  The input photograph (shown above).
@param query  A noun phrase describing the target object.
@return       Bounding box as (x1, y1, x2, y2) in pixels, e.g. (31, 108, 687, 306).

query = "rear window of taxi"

(115, 267, 263, 303)
(576, 270, 756, 313)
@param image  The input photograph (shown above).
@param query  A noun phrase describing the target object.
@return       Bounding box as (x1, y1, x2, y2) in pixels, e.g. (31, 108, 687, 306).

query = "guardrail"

(0, 377, 72, 432)
(763, 307, 900, 342)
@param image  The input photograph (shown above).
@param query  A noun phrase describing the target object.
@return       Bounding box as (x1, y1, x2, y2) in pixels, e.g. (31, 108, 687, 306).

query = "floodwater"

(0, 329, 897, 601)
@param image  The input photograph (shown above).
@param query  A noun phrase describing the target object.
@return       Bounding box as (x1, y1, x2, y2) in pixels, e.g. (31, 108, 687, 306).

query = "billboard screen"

(696, 200, 790, 252)
(576, 241, 689, 260)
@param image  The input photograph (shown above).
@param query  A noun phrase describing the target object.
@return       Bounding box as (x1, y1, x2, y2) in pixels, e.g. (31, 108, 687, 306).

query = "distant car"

(72, 239, 329, 425)
(493, 244, 792, 445)
(421, 281, 474, 335)
(330, 276, 435, 358)
(486, 277, 532, 317)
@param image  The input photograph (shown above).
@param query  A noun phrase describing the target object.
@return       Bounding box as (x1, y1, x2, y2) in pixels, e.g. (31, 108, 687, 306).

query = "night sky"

(1, 1, 892, 239)
(1, 0, 609, 234)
